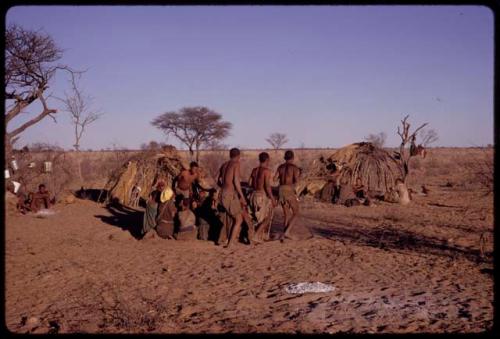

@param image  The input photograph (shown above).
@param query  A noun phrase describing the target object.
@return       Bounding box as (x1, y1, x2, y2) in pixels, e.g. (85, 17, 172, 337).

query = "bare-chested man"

(217, 148, 246, 248)
(274, 150, 301, 241)
(174, 161, 204, 203)
(248, 152, 277, 242)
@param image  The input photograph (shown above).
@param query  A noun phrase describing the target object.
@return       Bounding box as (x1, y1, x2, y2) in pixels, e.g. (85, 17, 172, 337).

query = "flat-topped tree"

(151, 106, 232, 162)
(5, 24, 79, 160)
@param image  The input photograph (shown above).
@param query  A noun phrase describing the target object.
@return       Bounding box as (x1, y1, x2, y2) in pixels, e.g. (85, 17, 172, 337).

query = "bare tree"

(419, 128, 439, 147)
(5, 24, 78, 161)
(58, 75, 102, 151)
(266, 133, 289, 150)
(151, 106, 232, 162)
(364, 132, 387, 148)
(392, 115, 429, 183)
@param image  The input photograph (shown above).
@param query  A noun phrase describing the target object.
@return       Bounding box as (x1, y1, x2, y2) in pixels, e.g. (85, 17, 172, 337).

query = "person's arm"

(293, 166, 301, 185)
(273, 166, 280, 183)
(233, 162, 246, 205)
(217, 164, 224, 187)
(264, 170, 277, 206)
(248, 169, 255, 188)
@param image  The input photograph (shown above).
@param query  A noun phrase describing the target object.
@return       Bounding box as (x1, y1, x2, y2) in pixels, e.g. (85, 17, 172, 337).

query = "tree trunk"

(4, 134, 13, 165)
(195, 142, 200, 163)
(74, 122, 81, 151)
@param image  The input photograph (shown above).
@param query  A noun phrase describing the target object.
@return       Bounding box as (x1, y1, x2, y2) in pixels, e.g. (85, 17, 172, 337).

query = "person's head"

(258, 152, 270, 165)
(355, 177, 362, 185)
(395, 178, 403, 185)
(229, 148, 240, 161)
(38, 184, 46, 193)
(156, 181, 165, 190)
(189, 161, 199, 175)
(284, 150, 294, 162)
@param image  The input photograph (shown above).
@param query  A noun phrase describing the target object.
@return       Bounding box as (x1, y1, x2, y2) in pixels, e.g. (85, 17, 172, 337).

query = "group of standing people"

(141, 148, 302, 247)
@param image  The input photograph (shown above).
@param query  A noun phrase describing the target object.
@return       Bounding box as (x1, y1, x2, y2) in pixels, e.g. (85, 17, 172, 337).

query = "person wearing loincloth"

(274, 150, 301, 241)
(248, 152, 277, 242)
(173, 161, 206, 205)
(216, 148, 246, 247)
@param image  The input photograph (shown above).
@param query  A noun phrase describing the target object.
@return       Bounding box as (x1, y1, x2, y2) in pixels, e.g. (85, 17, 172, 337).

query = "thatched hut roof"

(104, 145, 185, 206)
(303, 142, 401, 195)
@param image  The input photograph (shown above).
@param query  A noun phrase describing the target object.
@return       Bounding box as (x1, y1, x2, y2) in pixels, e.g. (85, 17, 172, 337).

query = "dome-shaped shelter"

(103, 145, 185, 206)
(326, 142, 401, 193)
(302, 142, 401, 196)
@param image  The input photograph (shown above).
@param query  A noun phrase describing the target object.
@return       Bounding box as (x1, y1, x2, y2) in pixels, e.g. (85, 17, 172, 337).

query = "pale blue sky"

(6, 5, 494, 150)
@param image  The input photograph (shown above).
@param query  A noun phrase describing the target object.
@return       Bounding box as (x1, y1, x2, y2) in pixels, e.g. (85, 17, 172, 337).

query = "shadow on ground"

(76, 188, 108, 203)
(94, 202, 144, 240)
(306, 217, 492, 264)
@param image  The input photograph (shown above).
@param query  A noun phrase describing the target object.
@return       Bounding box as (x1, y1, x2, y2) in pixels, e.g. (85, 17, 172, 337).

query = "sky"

(5, 5, 494, 150)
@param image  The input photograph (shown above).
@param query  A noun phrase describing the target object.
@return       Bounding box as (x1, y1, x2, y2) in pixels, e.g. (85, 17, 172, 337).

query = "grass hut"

(325, 142, 400, 194)
(103, 146, 185, 206)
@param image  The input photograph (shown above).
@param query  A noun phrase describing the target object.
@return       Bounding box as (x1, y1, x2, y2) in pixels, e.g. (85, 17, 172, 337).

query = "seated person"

(175, 198, 197, 240)
(142, 181, 165, 238)
(30, 184, 51, 212)
(156, 186, 177, 239)
(194, 189, 220, 241)
(395, 178, 411, 205)
(352, 177, 370, 206)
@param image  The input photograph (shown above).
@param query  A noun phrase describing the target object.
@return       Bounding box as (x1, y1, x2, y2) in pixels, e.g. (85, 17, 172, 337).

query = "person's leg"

(280, 203, 289, 240)
(283, 200, 299, 239)
(253, 216, 267, 241)
(243, 211, 255, 244)
(43, 196, 50, 209)
(31, 197, 41, 213)
(225, 214, 242, 247)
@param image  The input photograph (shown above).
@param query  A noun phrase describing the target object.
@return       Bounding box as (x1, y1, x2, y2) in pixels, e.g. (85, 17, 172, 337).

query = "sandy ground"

(5, 183, 493, 333)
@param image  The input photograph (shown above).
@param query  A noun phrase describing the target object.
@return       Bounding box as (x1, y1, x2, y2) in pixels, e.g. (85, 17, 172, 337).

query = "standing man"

(217, 148, 246, 248)
(248, 152, 277, 242)
(274, 150, 301, 241)
(173, 161, 201, 202)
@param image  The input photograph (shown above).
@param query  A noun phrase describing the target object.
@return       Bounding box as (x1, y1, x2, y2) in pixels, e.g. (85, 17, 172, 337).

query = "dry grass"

(14, 147, 492, 197)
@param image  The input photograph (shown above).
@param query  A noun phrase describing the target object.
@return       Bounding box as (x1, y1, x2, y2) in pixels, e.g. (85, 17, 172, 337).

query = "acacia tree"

(151, 106, 232, 162)
(59, 75, 102, 151)
(5, 24, 78, 160)
(266, 132, 288, 150)
(392, 115, 430, 183)
(364, 132, 387, 148)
